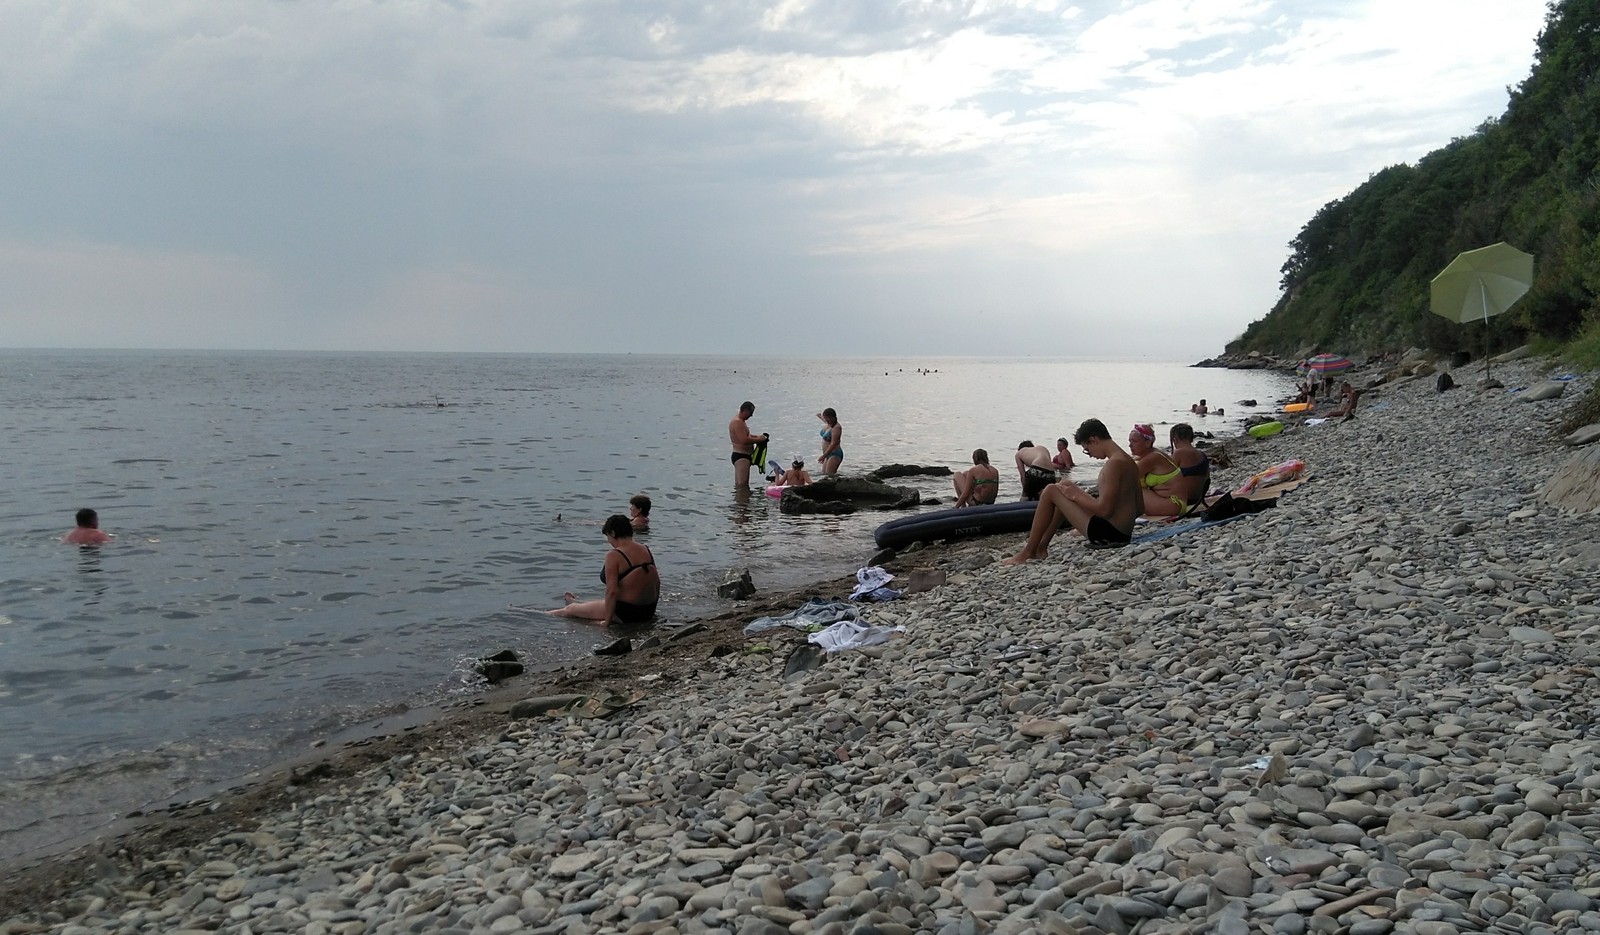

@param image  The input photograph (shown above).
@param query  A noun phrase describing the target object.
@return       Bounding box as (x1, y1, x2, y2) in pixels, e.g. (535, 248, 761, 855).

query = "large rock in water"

(1541, 447, 1600, 512)
(779, 476, 920, 515)
(718, 569, 755, 599)
(868, 463, 953, 480)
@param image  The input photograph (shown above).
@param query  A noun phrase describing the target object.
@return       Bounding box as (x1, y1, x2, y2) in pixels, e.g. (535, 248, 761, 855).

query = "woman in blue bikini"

(548, 515, 660, 625)
(818, 408, 844, 475)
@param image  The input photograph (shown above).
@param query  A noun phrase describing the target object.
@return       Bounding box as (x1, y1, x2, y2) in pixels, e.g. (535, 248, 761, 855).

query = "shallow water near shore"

(0, 349, 1293, 858)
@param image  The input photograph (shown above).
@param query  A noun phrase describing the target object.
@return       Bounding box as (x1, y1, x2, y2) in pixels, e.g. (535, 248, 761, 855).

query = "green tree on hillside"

(1231, 0, 1600, 357)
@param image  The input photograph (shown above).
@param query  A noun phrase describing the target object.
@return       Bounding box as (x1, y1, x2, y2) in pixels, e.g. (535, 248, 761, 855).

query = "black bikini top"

(600, 547, 655, 584)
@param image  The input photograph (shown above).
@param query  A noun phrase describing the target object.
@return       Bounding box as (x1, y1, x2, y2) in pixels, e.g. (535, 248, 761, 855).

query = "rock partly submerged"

(778, 475, 920, 514)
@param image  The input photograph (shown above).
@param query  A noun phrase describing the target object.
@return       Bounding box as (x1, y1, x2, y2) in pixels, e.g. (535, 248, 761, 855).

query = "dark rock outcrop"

(476, 649, 525, 684)
(778, 476, 920, 515)
(868, 463, 954, 480)
(718, 569, 755, 599)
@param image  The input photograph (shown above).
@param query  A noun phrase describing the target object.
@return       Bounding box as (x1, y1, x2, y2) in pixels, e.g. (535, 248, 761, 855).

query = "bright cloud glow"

(0, 0, 1552, 356)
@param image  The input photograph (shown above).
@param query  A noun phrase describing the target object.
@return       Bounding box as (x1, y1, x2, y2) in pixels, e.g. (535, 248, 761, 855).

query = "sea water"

(0, 350, 1294, 859)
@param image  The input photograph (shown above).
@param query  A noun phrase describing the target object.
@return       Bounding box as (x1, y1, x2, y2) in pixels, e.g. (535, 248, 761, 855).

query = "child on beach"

(63, 508, 113, 545)
(629, 494, 651, 532)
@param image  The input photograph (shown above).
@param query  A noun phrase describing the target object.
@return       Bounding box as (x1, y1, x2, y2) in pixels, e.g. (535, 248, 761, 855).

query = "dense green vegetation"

(1230, 0, 1600, 361)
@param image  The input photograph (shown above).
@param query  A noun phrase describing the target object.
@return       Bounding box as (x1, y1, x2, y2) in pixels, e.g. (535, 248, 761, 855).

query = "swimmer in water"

(63, 507, 113, 545)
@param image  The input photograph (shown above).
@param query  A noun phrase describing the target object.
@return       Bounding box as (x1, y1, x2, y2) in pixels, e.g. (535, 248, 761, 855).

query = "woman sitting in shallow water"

(548, 515, 660, 625)
(952, 448, 1000, 507)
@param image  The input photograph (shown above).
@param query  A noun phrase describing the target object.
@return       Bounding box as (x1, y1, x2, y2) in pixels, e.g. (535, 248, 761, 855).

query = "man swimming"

(63, 507, 113, 546)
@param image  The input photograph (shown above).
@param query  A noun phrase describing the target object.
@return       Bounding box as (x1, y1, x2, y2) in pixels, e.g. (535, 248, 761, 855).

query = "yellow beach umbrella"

(1429, 242, 1534, 377)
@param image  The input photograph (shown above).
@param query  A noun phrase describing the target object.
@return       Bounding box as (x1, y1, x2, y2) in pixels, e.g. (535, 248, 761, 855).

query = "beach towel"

(808, 620, 906, 652)
(744, 599, 858, 636)
(1132, 512, 1252, 546)
(1236, 459, 1305, 496)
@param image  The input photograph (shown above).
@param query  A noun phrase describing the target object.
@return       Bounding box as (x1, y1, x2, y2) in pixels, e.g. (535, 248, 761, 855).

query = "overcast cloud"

(0, 0, 1549, 356)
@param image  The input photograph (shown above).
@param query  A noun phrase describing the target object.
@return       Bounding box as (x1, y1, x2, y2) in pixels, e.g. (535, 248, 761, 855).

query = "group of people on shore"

(1000, 417, 1212, 563)
(548, 400, 1221, 624)
(549, 399, 848, 628)
(1295, 380, 1360, 419)
(727, 401, 843, 487)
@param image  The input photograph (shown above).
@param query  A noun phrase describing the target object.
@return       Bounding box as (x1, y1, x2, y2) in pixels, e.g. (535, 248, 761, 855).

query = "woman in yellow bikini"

(1132, 423, 1209, 517)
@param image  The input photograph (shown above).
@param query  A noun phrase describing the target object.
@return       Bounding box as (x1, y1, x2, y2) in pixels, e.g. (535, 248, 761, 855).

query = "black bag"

(1436, 372, 1455, 393)
(1202, 493, 1277, 522)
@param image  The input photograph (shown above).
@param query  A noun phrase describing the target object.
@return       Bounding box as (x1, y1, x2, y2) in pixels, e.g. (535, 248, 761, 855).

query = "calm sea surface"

(0, 350, 1294, 858)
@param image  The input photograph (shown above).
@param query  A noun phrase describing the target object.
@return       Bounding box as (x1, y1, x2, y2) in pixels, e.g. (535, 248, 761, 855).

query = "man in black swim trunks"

(1015, 440, 1057, 500)
(1003, 418, 1142, 564)
(728, 401, 770, 488)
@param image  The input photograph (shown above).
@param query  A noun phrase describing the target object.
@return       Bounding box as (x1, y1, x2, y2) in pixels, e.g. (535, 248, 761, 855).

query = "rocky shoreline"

(7, 356, 1600, 935)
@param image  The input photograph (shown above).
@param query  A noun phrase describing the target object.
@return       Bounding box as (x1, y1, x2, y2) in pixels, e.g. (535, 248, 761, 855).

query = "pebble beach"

(6, 356, 1600, 935)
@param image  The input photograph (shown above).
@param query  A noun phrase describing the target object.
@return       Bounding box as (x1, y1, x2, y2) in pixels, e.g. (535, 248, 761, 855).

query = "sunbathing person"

(1003, 418, 1141, 563)
(1326, 382, 1360, 419)
(1143, 423, 1210, 517)
(953, 448, 1000, 507)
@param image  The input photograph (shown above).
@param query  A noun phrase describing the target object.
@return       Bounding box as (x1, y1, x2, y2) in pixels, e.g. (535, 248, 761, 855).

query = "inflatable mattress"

(874, 501, 1057, 550)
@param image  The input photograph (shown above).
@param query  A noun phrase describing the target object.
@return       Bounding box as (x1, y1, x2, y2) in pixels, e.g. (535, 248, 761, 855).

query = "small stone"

(549, 852, 599, 877)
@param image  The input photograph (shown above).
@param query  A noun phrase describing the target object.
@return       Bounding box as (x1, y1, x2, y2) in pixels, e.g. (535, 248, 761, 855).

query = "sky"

(0, 0, 1553, 357)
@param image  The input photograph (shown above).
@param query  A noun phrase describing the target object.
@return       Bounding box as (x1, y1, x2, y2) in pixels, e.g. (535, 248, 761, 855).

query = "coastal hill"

(1225, 0, 1600, 361)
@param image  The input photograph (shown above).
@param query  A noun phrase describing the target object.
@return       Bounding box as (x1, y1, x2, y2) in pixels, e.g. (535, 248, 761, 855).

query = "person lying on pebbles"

(1003, 418, 1141, 562)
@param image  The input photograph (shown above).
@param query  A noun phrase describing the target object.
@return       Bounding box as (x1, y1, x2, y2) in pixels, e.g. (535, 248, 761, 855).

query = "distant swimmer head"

(75, 507, 99, 529)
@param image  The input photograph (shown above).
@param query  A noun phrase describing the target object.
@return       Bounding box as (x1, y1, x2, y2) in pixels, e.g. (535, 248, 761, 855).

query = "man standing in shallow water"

(728, 401, 769, 488)
(1003, 418, 1141, 562)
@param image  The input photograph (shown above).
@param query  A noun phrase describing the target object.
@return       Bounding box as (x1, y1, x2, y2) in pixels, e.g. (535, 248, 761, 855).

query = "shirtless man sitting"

(728, 401, 770, 487)
(1003, 418, 1141, 563)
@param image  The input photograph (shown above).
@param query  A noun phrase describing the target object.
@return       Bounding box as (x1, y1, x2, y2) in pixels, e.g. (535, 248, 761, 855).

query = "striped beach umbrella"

(1298, 353, 1354, 376)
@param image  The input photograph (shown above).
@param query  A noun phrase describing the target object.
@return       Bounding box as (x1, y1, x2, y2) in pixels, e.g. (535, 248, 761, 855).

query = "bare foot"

(1001, 552, 1033, 566)
(562, 592, 579, 605)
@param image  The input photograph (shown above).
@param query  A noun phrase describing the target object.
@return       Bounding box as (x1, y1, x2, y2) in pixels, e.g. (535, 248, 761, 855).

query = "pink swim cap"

(1132, 423, 1156, 441)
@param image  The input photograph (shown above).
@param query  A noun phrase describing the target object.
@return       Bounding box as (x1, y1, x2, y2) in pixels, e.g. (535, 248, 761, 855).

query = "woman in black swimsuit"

(548, 515, 660, 625)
